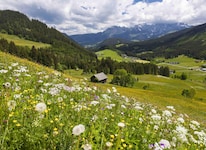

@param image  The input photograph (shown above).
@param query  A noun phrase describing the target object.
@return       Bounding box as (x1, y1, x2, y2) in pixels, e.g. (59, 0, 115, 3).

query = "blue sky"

(134, 0, 162, 3)
(0, 0, 206, 35)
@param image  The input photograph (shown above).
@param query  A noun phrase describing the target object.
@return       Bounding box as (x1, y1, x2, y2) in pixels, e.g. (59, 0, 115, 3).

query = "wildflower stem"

(75, 136, 80, 150)
(115, 129, 121, 150)
(1, 119, 9, 148)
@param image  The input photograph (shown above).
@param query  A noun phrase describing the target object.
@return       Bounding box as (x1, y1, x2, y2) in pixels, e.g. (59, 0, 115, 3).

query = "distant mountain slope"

(70, 23, 189, 47)
(117, 23, 206, 59)
(97, 38, 130, 50)
(0, 10, 97, 70)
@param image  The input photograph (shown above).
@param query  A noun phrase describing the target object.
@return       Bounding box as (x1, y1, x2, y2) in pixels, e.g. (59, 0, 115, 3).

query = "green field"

(96, 49, 150, 63)
(96, 49, 125, 61)
(0, 33, 51, 48)
(156, 55, 206, 81)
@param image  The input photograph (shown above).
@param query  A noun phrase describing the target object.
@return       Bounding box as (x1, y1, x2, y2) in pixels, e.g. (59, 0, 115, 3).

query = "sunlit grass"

(96, 49, 124, 61)
(0, 33, 51, 48)
(96, 49, 150, 63)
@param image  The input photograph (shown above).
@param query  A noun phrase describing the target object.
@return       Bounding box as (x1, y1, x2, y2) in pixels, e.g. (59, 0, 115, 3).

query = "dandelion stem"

(75, 136, 80, 150)
(1, 119, 9, 148)
(115, 129, 121, 150)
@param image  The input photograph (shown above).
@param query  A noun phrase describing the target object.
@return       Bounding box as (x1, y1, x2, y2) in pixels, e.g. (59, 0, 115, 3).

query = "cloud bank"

(0, 0, 206, 35)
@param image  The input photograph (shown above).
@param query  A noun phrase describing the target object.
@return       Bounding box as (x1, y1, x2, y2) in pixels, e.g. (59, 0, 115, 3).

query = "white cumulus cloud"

(0, 0, 206, 35)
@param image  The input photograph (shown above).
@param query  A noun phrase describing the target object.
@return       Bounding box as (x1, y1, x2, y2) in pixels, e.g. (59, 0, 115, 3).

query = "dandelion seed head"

(72, 124, 85, 136)
(35, 102, 47, 113)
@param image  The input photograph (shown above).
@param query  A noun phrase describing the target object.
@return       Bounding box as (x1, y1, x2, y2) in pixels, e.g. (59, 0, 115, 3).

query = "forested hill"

(0, 10, 97, 70)
(117, 23, 206, 60)
(0, 10, 77, 46)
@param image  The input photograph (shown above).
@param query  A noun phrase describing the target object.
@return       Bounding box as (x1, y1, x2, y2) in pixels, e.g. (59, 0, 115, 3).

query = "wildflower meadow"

(0, 53, 206, 150)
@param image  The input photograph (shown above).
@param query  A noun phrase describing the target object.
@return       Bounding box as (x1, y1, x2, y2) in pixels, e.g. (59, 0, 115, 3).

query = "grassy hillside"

(0, 33, 50, 48)
(1, 51, 206, 149)
(96, 49, 125, 61)
(96, 49, 150, 63)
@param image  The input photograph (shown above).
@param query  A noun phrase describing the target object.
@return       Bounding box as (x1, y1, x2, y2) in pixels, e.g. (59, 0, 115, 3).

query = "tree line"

(0, 38, 170, 77)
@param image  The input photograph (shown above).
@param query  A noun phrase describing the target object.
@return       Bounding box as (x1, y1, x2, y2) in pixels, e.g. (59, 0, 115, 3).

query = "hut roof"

(93, 72, 107, 81)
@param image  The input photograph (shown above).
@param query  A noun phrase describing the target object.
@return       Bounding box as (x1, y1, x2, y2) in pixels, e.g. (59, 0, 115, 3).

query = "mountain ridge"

(116, 23, 206, 59)
(70, 23, 190, 47)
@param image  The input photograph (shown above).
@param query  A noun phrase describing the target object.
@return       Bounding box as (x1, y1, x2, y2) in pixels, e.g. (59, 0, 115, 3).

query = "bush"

(143, 84, 150, 90)
(111, 69, 136, 87)
(182, 88, 196, 98)
(180, 72, 187, 80)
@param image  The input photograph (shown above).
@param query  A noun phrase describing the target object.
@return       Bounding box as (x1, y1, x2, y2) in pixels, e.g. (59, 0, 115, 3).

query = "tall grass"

(0, 51, 206, 149)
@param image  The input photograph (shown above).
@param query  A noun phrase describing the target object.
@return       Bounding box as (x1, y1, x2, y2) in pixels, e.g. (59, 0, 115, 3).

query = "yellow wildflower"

(59, 123, 64, 127)
(13, 120, 17, 123)
(110, 135, 115, 139)
(123, 143, 127, 148)
(53, 127, 58, 131)
(16, 123, 21, 127)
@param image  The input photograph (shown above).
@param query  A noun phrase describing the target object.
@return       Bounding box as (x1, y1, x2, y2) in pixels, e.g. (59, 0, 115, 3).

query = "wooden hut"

(90, 72, 108, 83)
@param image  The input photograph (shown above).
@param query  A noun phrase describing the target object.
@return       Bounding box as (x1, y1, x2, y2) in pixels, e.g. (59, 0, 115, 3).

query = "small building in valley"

(90, 72, 108, 83)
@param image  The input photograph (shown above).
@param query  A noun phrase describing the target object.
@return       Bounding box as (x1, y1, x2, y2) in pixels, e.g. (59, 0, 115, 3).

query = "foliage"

(143, 84, 150, 90)
(0, 52, 206, 150)
(173, 72, 188, 80)
(111, 69, 136, 87)
(95, 57, 161, 75)
(182, 88, 196, 98)
(180, 72, 187, 80)
(159, 66, 170, 77)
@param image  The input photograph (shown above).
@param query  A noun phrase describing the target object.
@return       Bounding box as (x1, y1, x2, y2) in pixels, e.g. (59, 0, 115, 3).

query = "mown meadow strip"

(0, 52, 206, 150)
(0, 33, 51, 48)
